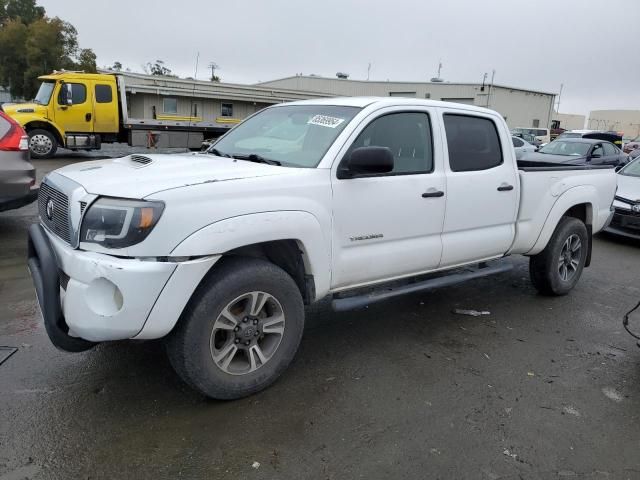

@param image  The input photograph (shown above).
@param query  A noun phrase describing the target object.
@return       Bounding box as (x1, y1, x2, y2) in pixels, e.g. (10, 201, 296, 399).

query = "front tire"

(530, 217, 588, 296)
(166, 257, 305, 400)
(28, 129, 58, 159)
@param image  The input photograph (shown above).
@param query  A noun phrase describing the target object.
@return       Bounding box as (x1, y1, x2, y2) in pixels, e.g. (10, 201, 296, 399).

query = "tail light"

(0, 112, 29, 151)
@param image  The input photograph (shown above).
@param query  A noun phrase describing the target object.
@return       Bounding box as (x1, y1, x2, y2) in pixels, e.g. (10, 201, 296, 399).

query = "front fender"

(170, 211, 331, 299)
(22, 116, 65, 139)
(527, 185, 596, 256)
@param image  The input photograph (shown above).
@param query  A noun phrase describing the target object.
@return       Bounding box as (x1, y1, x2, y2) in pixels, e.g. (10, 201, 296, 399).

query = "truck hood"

(616, 174, 640, 202)
(1, 102, 51, 123)
(54, 153, 291, 198)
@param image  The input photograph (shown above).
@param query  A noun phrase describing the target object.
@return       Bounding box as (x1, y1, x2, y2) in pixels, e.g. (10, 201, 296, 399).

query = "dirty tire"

(165, 257, 305, 400)
(529, 216, 588, 296)
(28, 128, 57, 159)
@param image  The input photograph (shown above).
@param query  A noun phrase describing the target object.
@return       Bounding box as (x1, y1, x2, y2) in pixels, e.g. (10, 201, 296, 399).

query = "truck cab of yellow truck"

(1, 71, 120, 158)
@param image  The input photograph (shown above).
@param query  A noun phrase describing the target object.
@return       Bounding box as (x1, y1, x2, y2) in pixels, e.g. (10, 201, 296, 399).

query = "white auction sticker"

(307, 115, 345, 128)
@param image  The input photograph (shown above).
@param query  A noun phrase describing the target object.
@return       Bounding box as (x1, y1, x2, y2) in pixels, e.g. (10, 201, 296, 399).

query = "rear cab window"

(443, 114, 503, 172)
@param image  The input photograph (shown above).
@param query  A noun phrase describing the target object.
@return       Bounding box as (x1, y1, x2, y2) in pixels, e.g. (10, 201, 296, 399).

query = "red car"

(0, 111, 37, 212)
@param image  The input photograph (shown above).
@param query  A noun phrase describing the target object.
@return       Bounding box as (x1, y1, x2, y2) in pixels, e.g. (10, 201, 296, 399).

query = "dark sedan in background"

(518, 138, 628, 168)
(0, 111, 37, 212)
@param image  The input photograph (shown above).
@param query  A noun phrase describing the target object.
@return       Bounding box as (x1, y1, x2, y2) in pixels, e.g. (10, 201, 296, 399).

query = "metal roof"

(258, 75, 557, 96)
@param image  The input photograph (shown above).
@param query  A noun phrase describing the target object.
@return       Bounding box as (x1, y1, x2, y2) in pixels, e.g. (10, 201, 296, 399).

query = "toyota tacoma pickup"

(28, 98, 617, 399)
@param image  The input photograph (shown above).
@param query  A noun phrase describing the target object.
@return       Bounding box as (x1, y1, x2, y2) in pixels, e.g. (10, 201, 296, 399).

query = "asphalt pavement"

(1, 154, 640, 480)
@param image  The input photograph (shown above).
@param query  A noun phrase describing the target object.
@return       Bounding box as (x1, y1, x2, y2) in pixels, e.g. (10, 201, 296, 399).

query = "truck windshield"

(619, 158, 640, 177)
(538, 141, 590, 156)
(209, 105, 361, 167)
(34, 81, 55, 105)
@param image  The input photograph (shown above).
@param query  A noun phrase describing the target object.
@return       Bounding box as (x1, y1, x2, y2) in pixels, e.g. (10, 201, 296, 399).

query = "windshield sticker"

(307, 115, 345, 128)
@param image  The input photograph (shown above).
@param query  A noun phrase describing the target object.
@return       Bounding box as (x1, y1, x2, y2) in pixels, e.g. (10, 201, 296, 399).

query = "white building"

(587, 110, 640, 140)
(258, 75, 556, 129)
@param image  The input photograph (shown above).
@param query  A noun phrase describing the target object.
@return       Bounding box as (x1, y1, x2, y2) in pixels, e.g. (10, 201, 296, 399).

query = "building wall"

(257, 76, 556, 129)
(127, 92, 268, 122)
(552, 113, 585, 130)
(587, 110, 640, 140)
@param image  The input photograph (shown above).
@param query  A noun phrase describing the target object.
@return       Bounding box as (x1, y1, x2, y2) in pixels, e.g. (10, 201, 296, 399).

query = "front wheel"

(529, 217, 588, 296)
(165, 257, 305, 400)
(28, 129, 58, 159)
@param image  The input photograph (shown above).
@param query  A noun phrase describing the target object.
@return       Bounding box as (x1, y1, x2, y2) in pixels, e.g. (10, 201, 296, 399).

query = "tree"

(111, 61, 122, 71)
(145, 59, 174, 76)
(76, 48, 96, 72)
(0, 1, 97, 98)
(0, 0, 44, 26)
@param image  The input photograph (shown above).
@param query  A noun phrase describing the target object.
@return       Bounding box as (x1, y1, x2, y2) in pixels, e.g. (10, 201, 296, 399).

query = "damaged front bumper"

(27, 223, 218, 350)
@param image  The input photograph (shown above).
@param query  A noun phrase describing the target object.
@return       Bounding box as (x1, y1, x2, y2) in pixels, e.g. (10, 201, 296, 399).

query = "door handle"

(85, 113, 92, 121)
(422, 190, 444, 198)
(497, 184, 514, 191)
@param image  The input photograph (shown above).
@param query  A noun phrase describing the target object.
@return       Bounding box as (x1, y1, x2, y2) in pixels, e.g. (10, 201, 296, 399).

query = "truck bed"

(509, 165, 617, 255)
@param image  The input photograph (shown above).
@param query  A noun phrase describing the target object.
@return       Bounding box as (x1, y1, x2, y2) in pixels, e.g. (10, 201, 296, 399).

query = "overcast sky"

(38, 0, 639, 116)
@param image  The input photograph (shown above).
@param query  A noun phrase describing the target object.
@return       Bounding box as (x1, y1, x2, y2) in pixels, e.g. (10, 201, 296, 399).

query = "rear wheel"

(165, 257, 305, 400)
(28, 129, 57, 159)
(530, 217, 588, 296)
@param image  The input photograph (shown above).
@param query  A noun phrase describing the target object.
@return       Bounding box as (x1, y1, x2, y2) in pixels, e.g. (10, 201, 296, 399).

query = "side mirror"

(340, 146, 394, 178)
(60, 83, 73, 106)
(615, 165, 624, 172)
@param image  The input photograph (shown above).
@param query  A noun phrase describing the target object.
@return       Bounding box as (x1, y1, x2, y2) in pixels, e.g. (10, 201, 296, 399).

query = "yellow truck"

(0, 71, 241, 158)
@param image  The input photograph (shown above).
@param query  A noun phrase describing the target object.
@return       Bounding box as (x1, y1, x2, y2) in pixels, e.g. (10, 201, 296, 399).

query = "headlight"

(80, 197, 164, 248)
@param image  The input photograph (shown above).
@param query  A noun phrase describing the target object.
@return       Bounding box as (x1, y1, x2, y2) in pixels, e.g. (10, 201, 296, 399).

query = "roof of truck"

(38, 71, 115, 82)
(282, 96, 499, 114)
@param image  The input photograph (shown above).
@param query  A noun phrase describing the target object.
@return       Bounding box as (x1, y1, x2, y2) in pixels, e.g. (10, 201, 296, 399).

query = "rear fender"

(170, 211, 331, 299)
(527, 186, 595, 256)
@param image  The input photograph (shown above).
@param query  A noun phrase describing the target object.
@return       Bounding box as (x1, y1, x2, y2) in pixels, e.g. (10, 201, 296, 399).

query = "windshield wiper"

(231, 153, 281, 166)
(207, 148, 231, 158)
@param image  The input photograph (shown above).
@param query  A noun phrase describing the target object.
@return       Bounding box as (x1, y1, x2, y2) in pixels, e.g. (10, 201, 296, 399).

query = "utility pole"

(208, 62, 219, 81)
(367, 62, 371, 81)
(556, 83, 563, 113)
(487, 70, 495, 108)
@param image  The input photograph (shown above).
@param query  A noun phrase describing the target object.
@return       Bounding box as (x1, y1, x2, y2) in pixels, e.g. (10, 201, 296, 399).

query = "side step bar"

(331, 260, 513, 312)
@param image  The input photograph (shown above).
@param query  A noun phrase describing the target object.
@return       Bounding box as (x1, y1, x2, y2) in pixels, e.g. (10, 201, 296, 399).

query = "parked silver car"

(607, 156, 640, 240)
(0, 111, 37, 212)
(512, 135, 537, 160)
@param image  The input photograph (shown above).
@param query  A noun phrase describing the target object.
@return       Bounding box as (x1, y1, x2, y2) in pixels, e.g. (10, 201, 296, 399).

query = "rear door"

(92, 81, 119, 133)
(439, 109, 518, 267)
(601, 142, 622, 166)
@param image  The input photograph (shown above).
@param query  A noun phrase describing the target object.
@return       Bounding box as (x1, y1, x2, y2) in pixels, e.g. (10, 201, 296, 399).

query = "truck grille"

(39, 182, 71, 243)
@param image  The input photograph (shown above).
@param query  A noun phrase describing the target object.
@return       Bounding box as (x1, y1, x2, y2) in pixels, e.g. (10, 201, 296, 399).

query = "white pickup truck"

(28, 98, 616, 399)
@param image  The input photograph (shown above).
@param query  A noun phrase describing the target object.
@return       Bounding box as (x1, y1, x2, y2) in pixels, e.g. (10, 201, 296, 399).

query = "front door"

(54, 81, 93, 133)
(439, 110, 518, 267)
(331, 109, 446, 289)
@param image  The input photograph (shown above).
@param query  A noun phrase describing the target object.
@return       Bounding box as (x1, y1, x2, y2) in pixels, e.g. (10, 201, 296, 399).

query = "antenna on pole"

(430, 60, 443, 82)
(208, 62, 219, 81)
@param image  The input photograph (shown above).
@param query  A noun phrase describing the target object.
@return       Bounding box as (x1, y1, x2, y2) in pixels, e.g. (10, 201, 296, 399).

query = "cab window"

(95, 84, 113, 103)
(444, 114, 503, 172)
(345, 112, 433, 174)
(57, 83, 86, 105)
